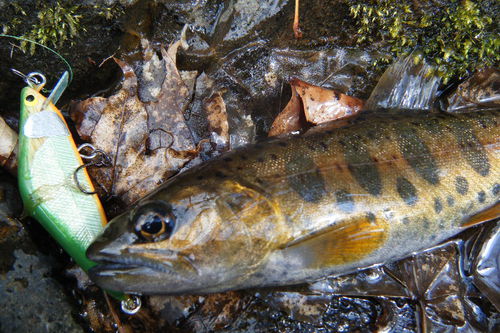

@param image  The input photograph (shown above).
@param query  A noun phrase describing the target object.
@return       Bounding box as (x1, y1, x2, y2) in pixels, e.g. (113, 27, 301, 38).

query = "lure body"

(88, 110, 499, 295)
(18, 75, 107, 272)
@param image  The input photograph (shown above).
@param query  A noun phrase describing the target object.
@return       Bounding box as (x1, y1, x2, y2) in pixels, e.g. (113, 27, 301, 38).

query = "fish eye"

(133, 202, 175, 242)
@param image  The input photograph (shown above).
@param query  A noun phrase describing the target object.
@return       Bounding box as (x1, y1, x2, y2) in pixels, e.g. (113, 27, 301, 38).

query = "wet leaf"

(268, 84, 306, 136)
(205, 91, 230, 152)
(70, 41, 198, 205)
(292, 78, 364, 125)
(447, 67, 500, 113)
(269, 79, 363, 136)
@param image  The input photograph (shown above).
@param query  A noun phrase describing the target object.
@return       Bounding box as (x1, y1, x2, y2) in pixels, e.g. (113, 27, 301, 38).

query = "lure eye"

(133, 202, 175, 242)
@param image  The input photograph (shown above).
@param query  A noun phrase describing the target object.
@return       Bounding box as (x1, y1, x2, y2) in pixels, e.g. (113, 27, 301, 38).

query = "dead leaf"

(268, 84, 307, 137)
(292, 78, 364, 125)
(269, 79, 363, 136)
(205, 92, 229, 152)
(447, 67, 500, 113)
(0, 116, 18, 175)
(70, 40, 198, 205)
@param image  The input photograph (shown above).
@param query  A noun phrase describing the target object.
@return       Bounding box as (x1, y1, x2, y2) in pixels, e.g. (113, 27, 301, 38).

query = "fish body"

(88, 110, 499, 295)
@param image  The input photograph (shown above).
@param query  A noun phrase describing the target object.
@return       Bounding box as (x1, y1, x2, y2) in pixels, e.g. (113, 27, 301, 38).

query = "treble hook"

(73, 144, 111, 195)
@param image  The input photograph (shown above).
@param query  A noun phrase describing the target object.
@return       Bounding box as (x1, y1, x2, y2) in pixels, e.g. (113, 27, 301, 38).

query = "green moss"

(348, 0, 499, 83)
(3, 1, 124, 55)
(21, 1, 84, 55)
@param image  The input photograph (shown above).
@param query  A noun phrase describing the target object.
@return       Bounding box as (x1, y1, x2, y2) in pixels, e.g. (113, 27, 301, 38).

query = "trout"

(87, 110, 499, 295)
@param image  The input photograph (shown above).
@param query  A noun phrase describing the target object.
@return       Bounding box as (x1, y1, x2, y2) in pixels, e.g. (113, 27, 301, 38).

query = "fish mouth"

(88, 250, 180, 275)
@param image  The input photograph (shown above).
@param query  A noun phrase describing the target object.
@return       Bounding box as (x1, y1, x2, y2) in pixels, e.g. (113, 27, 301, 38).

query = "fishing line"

(0, 34, 74, 83)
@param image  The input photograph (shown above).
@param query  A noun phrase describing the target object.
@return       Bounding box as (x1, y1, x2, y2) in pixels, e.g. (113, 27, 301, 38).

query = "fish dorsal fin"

(364, 55, 440, 113)
(280, 215, 388, 269)
(462, 203, 499, 228)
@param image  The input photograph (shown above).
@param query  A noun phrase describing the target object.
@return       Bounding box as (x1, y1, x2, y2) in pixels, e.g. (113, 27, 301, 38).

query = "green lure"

(16, 72, 140, 310)
(17, 72, 107, 272)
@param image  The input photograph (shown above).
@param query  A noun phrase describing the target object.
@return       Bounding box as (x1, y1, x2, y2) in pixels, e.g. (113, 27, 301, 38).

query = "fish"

(87, 109, 499, 295)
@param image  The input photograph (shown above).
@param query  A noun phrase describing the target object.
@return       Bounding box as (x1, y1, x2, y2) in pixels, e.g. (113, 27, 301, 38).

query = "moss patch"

(348, 0, 499, 83)
(2, 0, 124, 55)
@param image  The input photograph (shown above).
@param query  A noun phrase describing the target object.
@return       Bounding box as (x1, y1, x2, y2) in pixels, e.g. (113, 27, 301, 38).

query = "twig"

(293, 0, 303, 39)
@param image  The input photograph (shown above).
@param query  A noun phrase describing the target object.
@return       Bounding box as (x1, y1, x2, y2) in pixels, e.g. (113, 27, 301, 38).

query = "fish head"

(87, 177, 286, 294)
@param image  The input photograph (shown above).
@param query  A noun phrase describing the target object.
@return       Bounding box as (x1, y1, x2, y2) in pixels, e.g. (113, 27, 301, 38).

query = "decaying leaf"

(268, 84, 307, 137)
(292, 78, 364, 125)
(269, 78, 363, 136)
(0, 116, 18, 175)
(447, 67, 500, 113)
(205, 92, 230, 152)
(70, 40, 198, 205)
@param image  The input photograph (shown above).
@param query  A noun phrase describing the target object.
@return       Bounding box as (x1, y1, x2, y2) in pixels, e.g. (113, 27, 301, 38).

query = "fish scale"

(87, 110, 499, 295)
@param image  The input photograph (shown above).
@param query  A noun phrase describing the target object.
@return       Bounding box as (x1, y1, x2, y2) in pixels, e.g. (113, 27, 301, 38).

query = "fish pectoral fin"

(280, 216, 388, 269)
(462, 202, 499, 228)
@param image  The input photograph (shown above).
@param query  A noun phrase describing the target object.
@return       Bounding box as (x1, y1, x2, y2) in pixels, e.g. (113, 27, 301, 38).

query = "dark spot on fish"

(307, 144, 316, 151)
(319, 142, 328, 150)
(434, 197, 443, 214)
(215, 171, 227, 179)
(492, 183, 500, 196)
(310, 96, 315, 101)
(396, 177, 418, 206)
(237, 166, 243, 170)
(240, 155, 248, 160)
(338, 140, 346, 147)
(367, 130, 376, 140)
(447, 196, 455, 207)
(477, 191, 486, 203)
(372, 157, 378, 163)
(223, 157, 232, 162)
(255, 178, 264, 185)
(334, 163, 343, 172)
(455, 176, 469, 195)
(335, 189, 355, 213)
(343, 137, 382, 196)
(285, 156, 326, 203)
(395, 126, 440, 185)
(449, 119, 490, 176)
(278, 141, 288, 147)
(402, 217, 410, 225)
(270, 154, 278, 160)
(366, 212, 376, 224)
(257, 157, 265, 163)
(429, 234, 436, 242)
(197, 175, 204, 180)
(326, 130, 334, 135)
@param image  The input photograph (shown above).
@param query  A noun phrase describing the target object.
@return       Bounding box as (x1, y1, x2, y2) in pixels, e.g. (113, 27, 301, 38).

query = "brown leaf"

(0, 116, 18, 175)
(70, 40, 197, 205)
(268, 84, 306, 137)
(292, 78, 364, 125)
(205, 92, 229, 151)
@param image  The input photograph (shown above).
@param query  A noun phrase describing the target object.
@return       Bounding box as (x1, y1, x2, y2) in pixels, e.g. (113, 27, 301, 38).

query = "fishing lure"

(17, 71, 106, 272)
(16, 71, 140, 313)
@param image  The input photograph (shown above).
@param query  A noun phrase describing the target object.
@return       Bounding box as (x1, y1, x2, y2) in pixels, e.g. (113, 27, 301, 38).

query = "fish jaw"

(86, 212, 191, 294)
